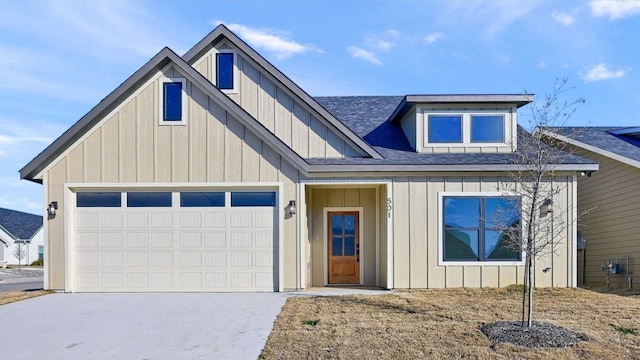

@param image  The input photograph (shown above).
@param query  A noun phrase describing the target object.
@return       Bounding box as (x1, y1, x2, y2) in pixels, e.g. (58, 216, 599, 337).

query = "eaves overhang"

(389, 94, 534, 124)
(20, 47, 313, 182)
(183, 24, 384, 160)
(304, 162, 598, 174)
(540, 128, 640, 170)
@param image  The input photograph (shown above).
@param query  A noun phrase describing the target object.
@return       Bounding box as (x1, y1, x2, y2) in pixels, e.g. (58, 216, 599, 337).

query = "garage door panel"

(127, 213, 149, 228)
(76, 232, 98, 248)
(230, 272, 253, 288)
(76, 213, 99, 229)
(101, 251, 124, 267)
(180, 213, 203, 228)
(127, 232, 149, 247)
(101, 272, 124, 288)
(77, 251, 99, 267)
(180, 232, 203, 247)
(127, 252, 150, 267)
(205, 251, 226, 266)
(203, 232, 226, 247)
(255, 251, 273, 267)
(204, 272, 226, 288)
(181, 252, 202, 267)
(73, 190, 277, 292)
(150, 213, 173, 228)
(150, 232, 173, 248)
(203, 212, 226, 228)
(128, 272, 150, 288)
(230, 212, 253, 228)
(101, 213, 123, 228)
(151, 273, 173, 288)
(230, 251, 253, 267)
(101, 233, 123, 248)
(181, 272, 203, 288)
(230, 232, 252, 247)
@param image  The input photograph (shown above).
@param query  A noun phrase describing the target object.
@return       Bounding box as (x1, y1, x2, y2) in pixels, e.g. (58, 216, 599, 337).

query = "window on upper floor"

(471, 115, 505, 142)
(216, 52, 236, 91)
(428, 115, 463, 143)
(442, 195, 521, 263)
(159, 78, 186, 125)
(424, 112, 508, 146)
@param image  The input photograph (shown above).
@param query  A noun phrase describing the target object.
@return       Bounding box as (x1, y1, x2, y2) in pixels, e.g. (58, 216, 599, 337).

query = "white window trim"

(158, 77, 187, 126)
(213, 49, 239, 94)
(437, 191, 525, 267)
(422, 109, 513, 148)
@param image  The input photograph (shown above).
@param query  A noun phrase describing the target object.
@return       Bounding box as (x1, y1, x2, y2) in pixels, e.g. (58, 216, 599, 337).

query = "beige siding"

(390, 175, 575, 289)
(43, 67, 302, 291)
(190, 45, 366, 159)
(309, 188, 379, 287)
(572, 149, 640, 288)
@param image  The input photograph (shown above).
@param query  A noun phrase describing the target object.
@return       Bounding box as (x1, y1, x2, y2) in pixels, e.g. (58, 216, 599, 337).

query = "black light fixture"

(288, 200, 296, 216)
(47, 201, 58, 217)
(540, 198, 553, 216)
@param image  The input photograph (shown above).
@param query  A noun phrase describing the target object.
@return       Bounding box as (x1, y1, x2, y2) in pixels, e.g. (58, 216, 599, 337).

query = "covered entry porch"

(301, 181, 392, 289)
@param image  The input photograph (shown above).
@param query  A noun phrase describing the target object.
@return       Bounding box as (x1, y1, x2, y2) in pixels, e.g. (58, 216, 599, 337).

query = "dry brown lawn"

(0, 290, 50, 306)
(261, 287, 640, 359)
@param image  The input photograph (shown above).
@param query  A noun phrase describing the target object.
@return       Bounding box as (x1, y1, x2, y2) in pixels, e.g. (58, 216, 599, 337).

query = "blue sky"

(1, 0, 639, 214)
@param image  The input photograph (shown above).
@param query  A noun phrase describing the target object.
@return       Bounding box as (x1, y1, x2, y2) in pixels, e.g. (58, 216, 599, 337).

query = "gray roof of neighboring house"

(547, 126, 640, 163)
(0, 208, 43, 240)
(314, 96, 598, 167)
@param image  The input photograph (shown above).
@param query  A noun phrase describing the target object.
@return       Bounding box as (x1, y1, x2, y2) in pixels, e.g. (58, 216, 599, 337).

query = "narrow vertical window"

(163, 82, 183, 121)
(216, 52, 234, 90)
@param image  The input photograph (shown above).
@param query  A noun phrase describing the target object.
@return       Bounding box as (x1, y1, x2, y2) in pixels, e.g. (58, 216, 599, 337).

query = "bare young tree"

(495, 78, 586, 327)
(13, 242, 26, 270)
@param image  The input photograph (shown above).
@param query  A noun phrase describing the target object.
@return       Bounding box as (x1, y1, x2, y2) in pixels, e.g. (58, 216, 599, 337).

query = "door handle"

(356, 244, 360, 262)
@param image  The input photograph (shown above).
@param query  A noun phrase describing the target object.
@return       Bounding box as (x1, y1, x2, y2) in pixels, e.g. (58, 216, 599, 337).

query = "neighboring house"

(0, 207, 44, 266)
(542, 127, 640, 288)
(20, 25, 597, 293)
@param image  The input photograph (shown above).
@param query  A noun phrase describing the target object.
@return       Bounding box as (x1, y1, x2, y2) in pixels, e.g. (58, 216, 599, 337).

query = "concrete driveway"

(0, 292, 289, 359)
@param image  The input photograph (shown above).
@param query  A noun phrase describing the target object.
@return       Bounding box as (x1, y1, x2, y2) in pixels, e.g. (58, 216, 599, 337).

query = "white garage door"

(71, 190, 277, 292)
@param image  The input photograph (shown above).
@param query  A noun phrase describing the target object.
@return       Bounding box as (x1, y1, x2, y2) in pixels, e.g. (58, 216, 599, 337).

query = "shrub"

(30, 259, 44, 266)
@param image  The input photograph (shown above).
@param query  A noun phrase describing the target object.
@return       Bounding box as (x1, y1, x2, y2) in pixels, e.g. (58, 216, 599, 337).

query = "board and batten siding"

(571, 148, 640, 288)
(389, 175, 576, 288)
(191, 43, 365, 159)
(44, 66, 302, 290)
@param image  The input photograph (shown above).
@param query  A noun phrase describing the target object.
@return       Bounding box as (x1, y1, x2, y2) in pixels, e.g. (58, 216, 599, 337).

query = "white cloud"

(581, 63, 625, 82)
(590, 0, 640, 19)
(550, 11, 575, 25)
(365, 36, 394, 51)
(537, 61, 548, 69)
(347, 46, 382, 65)
(218, 22, 322, 60)
(446, 1, 542, 38)
(424, 32, 445, 45)
(385, 29, 401, 37)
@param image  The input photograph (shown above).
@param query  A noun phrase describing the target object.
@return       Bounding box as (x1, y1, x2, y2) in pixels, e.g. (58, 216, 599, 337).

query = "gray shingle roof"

(549, 126, 640, 164)
(0, 208, 42, 240)
(314, 96, 597, 167)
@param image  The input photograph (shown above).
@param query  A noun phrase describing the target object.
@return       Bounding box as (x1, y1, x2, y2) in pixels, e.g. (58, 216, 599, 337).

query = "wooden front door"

(328, 211, 360, 284)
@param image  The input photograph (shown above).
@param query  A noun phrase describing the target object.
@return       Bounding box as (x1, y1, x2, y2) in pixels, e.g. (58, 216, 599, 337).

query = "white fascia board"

(541, 129, 640, 169)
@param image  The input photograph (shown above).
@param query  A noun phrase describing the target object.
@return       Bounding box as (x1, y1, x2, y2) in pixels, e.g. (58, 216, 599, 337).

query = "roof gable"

(21, 47, 314, 181)
(183, 24, 382, 159)
(0, 208, 42, 240)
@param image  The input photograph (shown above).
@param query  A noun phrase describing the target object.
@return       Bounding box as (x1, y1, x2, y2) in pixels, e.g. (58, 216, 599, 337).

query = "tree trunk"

(528, 255, 534, 327)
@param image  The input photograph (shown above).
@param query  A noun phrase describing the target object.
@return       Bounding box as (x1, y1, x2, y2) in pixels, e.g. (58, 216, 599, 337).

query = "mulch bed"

(481, 321, 587, 348)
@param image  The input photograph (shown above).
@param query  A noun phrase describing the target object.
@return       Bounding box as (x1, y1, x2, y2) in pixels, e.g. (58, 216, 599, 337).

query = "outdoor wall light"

(540, 198, 553, 216)
(288, 200, 296, 216)
(47, 201, 58, 217)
